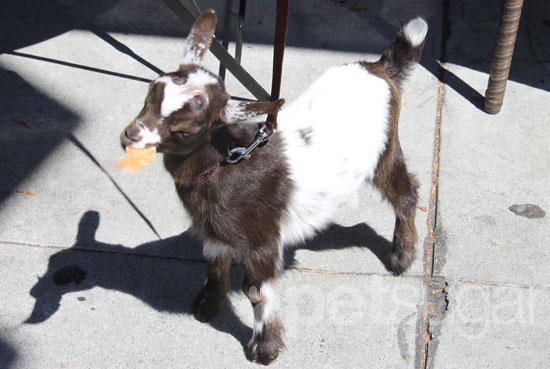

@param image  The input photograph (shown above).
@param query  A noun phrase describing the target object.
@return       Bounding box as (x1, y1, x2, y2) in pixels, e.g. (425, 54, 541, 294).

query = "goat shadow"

(26, 211, 393, 349)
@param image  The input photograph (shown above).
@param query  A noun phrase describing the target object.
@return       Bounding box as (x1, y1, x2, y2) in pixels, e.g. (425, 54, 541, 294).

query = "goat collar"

(198, 161, 221, 183)
(193, 124, 275, 185)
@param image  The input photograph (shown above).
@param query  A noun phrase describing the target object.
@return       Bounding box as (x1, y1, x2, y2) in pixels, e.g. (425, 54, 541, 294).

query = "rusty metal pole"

(485, 0, 524, 114)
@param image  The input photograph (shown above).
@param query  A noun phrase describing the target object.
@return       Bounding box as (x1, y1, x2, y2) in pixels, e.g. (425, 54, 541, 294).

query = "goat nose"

(120, 125, 141, 147)
(124, 125, 141, 142)
(124, 128, 136, 141)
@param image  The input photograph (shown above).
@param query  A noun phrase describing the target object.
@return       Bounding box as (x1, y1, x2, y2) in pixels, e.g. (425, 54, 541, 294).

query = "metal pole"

(235, 0, 247, 64)
(218, 0, 234, 81)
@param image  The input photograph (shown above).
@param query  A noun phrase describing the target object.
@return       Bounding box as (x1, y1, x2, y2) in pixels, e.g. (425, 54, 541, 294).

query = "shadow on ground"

(0, 68, 79, 205)
(0, 335, 17, 369)
(25, 211, 393, 350)
(2, 0, 549, 111)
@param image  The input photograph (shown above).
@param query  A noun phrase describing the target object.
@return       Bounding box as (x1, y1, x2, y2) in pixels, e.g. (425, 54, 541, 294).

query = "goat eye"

(171, 130, 191, 139)
(173, 76, 187, 85)
(192, 95, 206, 111)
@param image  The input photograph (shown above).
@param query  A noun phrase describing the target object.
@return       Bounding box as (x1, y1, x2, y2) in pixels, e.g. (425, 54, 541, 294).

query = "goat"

(120, 9, 427, 365)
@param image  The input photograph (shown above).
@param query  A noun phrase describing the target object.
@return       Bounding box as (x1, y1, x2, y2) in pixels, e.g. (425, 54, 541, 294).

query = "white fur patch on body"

(259, 281, 277, 324)
(202, 238, 233, 261)
(277, 63, 391, 246)
(403, 17, 428, 47)
(156, 70, 218, 117)
(249, 280, 277, 339)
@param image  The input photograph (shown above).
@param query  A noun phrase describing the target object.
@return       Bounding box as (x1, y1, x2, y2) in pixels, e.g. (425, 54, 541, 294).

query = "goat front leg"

(241, 248, 284, 365)
(192, 241, 231, 322)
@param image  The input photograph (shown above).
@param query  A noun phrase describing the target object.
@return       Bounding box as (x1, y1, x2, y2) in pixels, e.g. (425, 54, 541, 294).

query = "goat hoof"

(248, 339, 281, 366)
(248, 321, 284, 365)
(192, 288, 225, 323)
(388, 249, 415, 276)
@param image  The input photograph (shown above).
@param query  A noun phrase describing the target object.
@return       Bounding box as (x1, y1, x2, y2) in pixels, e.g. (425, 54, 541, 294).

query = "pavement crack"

(416, 1, 450, 368)
(286, 266, 425, 280)
(0, 240, 425, 281)
(425, 279, 449, 368)
(417, 278, 449, 369)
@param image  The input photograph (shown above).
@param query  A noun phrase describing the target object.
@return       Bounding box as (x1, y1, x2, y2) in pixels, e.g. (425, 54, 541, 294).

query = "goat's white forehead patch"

(156, 70, 218, 117)
(158, 77, 186, 117)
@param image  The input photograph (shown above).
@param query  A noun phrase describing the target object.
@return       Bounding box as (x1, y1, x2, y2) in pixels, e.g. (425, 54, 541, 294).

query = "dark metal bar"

(218, 0, 234, 81)
(210, 35, 270, 101)
(235, 0, 247, 64)
(485, 0, 524, 114)
(162, 0, 270, 101)
(7, 51, 152, 83)
(92, 29, 164, 75)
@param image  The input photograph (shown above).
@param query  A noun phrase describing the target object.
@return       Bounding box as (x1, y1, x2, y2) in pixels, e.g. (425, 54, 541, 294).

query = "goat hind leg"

(374, 155, 419, 275)
(389, 203, 418, 275)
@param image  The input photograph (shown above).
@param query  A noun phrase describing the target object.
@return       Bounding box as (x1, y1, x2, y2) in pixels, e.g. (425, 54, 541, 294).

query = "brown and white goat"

(120, 9, 427, 365)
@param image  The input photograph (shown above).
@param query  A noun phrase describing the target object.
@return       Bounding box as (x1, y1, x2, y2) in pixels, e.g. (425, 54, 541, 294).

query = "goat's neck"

(163, 126, 233, 186)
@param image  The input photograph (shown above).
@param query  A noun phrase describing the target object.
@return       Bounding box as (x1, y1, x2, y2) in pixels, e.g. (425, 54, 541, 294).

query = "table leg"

(485, 0, 524, 114)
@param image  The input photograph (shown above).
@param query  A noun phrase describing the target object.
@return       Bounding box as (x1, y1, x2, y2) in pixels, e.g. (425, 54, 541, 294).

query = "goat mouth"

(126, 143, 159, 151)
(120, 130, 160, 150)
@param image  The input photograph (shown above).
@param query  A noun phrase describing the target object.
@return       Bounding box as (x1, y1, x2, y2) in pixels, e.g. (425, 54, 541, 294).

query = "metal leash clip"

(226, 124, 275, 164)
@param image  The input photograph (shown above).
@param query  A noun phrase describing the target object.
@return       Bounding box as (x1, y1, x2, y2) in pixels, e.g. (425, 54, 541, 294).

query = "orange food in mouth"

(119, 146, 157, 171)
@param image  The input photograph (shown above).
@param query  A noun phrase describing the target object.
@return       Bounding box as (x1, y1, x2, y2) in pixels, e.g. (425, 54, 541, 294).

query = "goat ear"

(224, 98, 285, 124)
(180, 9, 217, 66)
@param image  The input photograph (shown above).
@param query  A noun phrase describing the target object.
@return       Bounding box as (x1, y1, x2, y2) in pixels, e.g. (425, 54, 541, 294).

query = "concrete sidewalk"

(1, 0, 548, 368)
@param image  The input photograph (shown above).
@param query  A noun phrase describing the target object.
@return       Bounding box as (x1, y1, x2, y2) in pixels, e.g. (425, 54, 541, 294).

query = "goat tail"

(380, 17, 428, 88)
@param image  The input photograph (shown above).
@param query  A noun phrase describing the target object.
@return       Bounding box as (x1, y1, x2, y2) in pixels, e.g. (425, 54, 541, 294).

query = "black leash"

(225, 0, 290, 164)
(266, 0, 290, 133)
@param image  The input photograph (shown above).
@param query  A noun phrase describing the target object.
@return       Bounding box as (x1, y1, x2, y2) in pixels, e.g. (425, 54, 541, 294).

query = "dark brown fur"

(163, 124, 290, 361)
(192, 256, 231, 322)
(362, 60, 419, 275)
